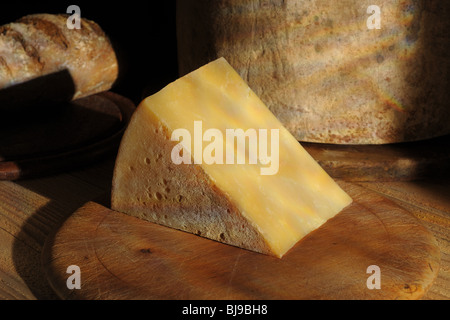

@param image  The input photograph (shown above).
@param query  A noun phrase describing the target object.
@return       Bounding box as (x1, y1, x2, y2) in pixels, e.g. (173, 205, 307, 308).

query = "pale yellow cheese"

(112, 57, 352, 258)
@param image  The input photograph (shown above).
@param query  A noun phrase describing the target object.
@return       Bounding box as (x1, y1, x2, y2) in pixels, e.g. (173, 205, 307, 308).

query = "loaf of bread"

(177, 0, 450, 144)
(0, 13, 118, 101)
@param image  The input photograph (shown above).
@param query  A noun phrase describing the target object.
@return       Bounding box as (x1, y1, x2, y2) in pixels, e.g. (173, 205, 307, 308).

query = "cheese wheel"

(177, 0, 450, 144)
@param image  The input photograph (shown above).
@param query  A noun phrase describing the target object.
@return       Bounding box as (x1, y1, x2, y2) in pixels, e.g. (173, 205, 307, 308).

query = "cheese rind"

(177, 0, 450, 144)
(111, 58, 352, 258)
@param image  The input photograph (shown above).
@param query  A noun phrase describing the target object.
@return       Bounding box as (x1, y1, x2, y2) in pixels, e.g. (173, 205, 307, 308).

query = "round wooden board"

(302, 135, 450, 182)
(0, 92, 135, 180)
(42, 181, 440, 300)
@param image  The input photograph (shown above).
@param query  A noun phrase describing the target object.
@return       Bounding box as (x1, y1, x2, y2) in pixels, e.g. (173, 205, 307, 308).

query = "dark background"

(0, 1, 179, 105)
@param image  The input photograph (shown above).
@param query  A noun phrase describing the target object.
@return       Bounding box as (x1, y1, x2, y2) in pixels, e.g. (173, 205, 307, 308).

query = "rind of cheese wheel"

(111, 58, 352, 258)
(177, 0, 450, 144)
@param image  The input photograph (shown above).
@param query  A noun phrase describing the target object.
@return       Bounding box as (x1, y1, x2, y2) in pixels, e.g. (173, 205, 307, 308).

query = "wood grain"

(0, 166, 112, 300)
(302, 135, 450, 182)
(42, 181, 440, 300)
(357, 180, 450, 300)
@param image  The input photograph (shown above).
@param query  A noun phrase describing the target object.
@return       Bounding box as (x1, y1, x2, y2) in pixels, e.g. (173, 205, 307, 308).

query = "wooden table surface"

(0, 154, 449, 300)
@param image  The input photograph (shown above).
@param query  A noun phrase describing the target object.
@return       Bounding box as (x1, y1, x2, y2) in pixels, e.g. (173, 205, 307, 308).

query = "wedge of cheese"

(111, 57, 352, 258)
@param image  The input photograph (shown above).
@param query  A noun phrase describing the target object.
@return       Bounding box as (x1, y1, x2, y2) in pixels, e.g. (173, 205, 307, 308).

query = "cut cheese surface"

(111, 57, 352, 258)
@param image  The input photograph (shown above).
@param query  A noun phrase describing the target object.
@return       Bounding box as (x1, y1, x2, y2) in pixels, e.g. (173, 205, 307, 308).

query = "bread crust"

(0, 13, 118, 100)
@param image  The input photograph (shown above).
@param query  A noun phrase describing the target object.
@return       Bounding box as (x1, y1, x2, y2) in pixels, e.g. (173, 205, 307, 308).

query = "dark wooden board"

(42, 181, 440, 300)
(302, 135, 450, 182)
(0, 92, 135, 180)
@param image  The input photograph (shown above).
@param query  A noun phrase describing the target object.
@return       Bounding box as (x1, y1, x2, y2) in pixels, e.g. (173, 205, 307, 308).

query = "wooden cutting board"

(302, 135, 450, 182)
(42, 181, 440, 300)
(0, 92, 135, 180)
